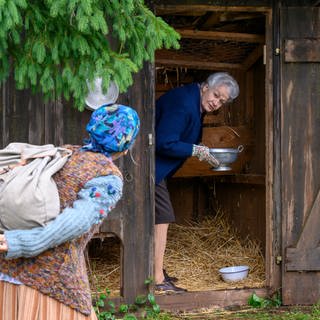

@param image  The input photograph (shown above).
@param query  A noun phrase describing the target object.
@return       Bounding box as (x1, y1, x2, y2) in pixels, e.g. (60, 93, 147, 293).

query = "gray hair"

(204, 72, 239, 101)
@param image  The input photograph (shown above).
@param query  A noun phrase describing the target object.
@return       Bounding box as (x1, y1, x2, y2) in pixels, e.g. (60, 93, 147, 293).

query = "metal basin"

(209, 145, 244, 171)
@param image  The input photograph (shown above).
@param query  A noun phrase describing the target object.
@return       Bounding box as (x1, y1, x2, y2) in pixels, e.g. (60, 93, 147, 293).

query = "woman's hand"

(192, 144, 220, 168)
(0, 234, 8, 252)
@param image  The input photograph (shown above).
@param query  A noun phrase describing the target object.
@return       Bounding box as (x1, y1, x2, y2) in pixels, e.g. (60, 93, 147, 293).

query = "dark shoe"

(163, 269, 178, 283)
(155, 280, 187, 294)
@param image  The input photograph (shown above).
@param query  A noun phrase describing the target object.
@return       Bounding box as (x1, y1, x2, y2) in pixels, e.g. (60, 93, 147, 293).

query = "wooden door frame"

(265, 1, 282, 293)
(153, 2, 280, 309)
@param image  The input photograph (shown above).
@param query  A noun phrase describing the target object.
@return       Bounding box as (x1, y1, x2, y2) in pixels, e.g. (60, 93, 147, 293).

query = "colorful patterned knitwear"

(0, 146, 123, 315)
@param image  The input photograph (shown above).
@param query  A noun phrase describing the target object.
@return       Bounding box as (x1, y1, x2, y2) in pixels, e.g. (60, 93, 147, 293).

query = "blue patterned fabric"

(83, 104, 140, 156)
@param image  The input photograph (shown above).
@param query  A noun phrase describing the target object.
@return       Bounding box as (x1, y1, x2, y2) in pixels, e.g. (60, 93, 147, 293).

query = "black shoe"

(155, 280, 187, 294)
(163, 269, 178, 283)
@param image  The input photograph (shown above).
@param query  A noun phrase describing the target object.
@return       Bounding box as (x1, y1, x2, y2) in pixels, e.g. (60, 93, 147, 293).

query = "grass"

(164, 304, 320, 320)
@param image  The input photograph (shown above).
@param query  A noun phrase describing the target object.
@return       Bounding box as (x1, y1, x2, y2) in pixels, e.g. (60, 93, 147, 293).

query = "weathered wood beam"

(286, 247, 320, 271)
(285, 39, 320, 62)
(156, 288, 268, 311)
(107, 288, 268, 311)
(177, 29, 265, 43)
(290, 187, 320, 250)
(242, 44, 264, 70)
(156, 58, 242, 70)
(155, 5, 271, 15)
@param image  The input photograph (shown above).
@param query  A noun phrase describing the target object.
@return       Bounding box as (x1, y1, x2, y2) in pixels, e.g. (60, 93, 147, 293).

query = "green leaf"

(96, 299, 104, 308)
(10, 29, 20, 44)
(152, 303, 161, 313)
(27, 64, 37, 86)
(147, 293, 156, 305)
(99, 311, 114, 320)
(123, 314, 138, 320)
(33, 41, 46, 64)
(8, 0, 19, 24)
(99, 293, 107, 300)
(80, 0, 92, 16)
(118, 304, 129, 313)
(144, 277, 154, 285)
(135, 294, 147, 305)
(13, 0, 27, 8)
(105, 288, 111, 296)
(248, 293, 265, 308)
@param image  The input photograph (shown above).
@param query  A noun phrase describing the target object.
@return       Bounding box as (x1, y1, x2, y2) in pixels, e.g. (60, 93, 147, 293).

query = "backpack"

(0, 143, 72, 232)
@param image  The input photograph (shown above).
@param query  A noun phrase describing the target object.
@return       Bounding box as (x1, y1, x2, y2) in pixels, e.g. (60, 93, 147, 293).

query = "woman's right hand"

(192, 144, 220, 168)
(0, 234, 8, 252)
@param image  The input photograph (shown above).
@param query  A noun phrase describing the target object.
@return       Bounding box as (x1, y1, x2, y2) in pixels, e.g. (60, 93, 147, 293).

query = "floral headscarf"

(82, 104, 140, 156)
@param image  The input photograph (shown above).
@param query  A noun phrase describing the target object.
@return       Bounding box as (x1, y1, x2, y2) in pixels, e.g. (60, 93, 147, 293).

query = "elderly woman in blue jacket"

(155, 72, 239, 293)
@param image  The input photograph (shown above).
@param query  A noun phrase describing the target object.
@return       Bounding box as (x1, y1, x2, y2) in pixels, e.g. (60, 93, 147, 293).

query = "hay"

(164, 210, 265, 291)
(88, 210, 265, 296)
(88, 237, 121, 297)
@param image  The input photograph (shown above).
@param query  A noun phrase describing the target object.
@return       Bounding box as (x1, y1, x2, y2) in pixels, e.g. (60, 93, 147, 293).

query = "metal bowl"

(209, 145, 244, 171)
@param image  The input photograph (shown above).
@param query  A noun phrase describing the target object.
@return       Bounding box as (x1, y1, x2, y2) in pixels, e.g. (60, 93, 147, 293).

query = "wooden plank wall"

(0, 74, 91, 148)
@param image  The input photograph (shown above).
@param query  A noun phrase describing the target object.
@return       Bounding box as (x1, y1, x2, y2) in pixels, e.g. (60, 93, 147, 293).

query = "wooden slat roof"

(155, 5, 266, 71)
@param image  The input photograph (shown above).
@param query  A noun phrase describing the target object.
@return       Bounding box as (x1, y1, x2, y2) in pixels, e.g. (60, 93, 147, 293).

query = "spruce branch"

(0, 0, 180, 110)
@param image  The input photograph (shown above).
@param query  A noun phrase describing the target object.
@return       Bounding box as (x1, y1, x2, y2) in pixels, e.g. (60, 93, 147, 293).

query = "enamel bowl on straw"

(219, 265, 249, 282)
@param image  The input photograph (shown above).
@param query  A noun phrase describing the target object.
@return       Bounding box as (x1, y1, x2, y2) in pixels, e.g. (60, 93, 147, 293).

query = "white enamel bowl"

(219, 265, 249, 282)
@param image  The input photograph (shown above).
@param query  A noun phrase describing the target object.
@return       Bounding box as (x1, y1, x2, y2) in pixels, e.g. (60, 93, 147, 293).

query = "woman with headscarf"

(0, 104, 140, 320)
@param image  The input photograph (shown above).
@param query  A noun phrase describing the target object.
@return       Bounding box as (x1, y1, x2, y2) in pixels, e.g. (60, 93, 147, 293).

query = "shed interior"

(88, 5, 271, 297)
(155, 5, 268, 283)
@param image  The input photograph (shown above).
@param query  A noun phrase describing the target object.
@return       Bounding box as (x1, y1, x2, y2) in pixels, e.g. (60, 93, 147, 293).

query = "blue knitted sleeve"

(4, 175, 123, 259)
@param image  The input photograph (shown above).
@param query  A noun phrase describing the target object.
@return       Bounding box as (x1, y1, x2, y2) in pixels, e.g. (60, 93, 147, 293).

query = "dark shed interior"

(154, 6, 268, 249)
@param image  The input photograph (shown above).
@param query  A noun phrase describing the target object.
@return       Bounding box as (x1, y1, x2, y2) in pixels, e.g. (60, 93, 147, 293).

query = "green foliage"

(0, 0, 180, 110)
(248, 292, 282, 309)
(234, 303, 320, 320)
(94, 279, 163, 320)
(164, 303, 320, 320)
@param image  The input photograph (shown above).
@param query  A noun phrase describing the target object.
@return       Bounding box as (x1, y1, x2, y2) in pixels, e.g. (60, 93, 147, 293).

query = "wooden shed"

(1, 0, 320, 310)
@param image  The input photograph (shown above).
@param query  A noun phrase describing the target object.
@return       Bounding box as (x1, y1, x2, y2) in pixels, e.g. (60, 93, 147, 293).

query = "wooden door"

(281, 7, 320, 305)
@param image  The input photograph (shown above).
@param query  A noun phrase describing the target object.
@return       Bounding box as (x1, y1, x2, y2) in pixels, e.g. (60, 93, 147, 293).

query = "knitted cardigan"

(0, 146, 123, 315)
